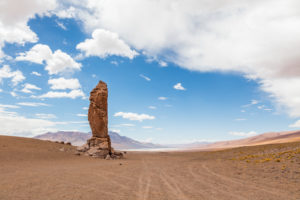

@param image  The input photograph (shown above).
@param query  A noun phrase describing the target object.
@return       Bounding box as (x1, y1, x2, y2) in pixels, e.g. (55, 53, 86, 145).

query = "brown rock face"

(88, 81, 108, 138)
(76, 81, 123, 159)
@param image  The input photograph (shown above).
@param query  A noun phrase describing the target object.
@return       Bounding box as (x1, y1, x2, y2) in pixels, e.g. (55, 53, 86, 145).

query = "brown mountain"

(199, 130, 300, 150)
(34, 130, 300, 151)
(34, 131, 163, 150)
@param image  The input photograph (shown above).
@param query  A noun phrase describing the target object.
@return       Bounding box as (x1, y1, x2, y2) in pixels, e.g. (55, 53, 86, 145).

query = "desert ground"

(0, 136, 299, 200)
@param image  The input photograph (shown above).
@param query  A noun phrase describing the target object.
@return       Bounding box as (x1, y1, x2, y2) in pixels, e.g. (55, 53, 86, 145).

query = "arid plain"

(0, 135, 299, 200)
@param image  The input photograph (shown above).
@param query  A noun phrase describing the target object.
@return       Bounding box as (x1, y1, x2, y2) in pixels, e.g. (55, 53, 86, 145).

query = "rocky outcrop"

(77, 81, 123, 159)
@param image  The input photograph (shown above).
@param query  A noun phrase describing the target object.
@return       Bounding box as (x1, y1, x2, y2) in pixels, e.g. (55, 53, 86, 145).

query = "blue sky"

(0, 0, 300, 144)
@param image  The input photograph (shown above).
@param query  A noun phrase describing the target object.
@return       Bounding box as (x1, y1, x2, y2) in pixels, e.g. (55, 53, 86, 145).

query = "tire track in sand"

(188, 163, 249, 200)
(201, 163, 288, 198)
(136, 159, 151, 200)
(158, 171, 189, 199)
(189, 162, 288, 199)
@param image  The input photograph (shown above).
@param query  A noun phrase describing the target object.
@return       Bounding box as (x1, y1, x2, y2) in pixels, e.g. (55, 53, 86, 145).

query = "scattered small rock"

(77, 144, 89, 152)
(114, 150, 124, 159)
(74, 152, 81, 156)
(66, 142, 71, 145)
(60, 141, 65, 144)
(119, 163, 122, 166)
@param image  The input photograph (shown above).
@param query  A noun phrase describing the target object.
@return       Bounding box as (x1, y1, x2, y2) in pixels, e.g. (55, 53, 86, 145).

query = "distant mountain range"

(34, 131, 164, 150)
(199, 130, 300, 150)
(34, 129, 300, 151)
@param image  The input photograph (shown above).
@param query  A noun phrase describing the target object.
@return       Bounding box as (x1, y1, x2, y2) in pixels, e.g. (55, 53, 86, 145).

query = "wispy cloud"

(21, 83, 41, 94)
(34, 89, 86, 99)
(158, 97, 167, 100)
(142, 126, 153, 129)
(114, 112, 155, 121)
(35, 113, 56, 119)
(0, 112, 57, 137)
(56, 20, 67, 30)
(110, 61, 118, 65)
(111, 123, 136, 128)
(110, 129, 121, 133)
(0, 104, 19, 109)
(120, 123, 135, 127)
(257, 105, 272, 111)
(289, 120, 300, 128)
(242, 99, 259, 107)
(77, 114, 87, 117)
(17, 102, 49, 107)
(229, 131, 257, 137)
(139, 74, 151, 81)
(235, 118, 246, 121)
(148, 106, 156, 109)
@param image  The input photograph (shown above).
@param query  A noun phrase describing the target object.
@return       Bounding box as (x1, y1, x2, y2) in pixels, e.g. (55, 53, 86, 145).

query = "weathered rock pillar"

(77, 81, 123, 159)
(87, 81, 111, 153)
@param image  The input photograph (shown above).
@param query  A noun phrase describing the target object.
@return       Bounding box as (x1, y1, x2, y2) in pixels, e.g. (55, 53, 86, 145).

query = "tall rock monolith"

(77, 81, 123, 159)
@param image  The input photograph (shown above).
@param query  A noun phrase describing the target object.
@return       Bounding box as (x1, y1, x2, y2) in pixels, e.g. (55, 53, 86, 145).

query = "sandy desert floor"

(0, 136, 299, 200)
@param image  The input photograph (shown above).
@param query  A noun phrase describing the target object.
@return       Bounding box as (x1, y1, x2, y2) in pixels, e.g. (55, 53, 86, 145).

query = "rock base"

(76, 137, 123, 159)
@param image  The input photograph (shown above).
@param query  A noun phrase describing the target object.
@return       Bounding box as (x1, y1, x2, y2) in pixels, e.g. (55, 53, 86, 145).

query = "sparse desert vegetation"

(231, 142, 300, 165)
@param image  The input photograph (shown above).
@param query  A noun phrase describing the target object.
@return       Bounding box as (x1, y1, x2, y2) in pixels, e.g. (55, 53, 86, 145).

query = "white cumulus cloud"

(16, 44, 82, 75)
(159, 61, 167, 67)
(76, 29, 138, 59)
(0, 0, 57, 60)
(114, 112, 155, 122)
(48, 77, 81, 90)
(0, 65, 25, 86)
(173, 83, 186, 91)
(54, 0, 300, 117)
(31, 71, 41, 76)
(16, 44, 52, 64)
